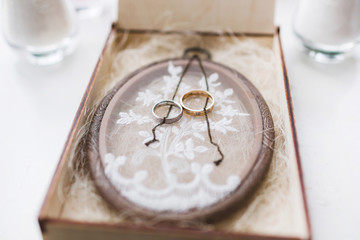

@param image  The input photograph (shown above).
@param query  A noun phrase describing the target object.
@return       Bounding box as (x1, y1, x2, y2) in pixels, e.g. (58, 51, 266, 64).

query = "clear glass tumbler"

(2, 0, 78, 65)
(293, 0, 360, 63)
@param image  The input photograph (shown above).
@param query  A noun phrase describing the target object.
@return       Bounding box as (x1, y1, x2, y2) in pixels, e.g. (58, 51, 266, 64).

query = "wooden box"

(39, 0, 311, 239)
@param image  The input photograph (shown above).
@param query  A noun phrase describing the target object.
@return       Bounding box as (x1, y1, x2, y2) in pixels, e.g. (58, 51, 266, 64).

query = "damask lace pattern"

(100, 61, 257, 212)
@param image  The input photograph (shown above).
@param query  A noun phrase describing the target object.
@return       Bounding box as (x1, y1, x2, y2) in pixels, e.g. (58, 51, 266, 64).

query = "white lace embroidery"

(104, 61, 251, 212)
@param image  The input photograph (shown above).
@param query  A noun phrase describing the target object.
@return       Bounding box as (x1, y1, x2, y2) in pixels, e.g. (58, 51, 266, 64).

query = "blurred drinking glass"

(293, 0, 360, 63)
(2, 0, 78, 65)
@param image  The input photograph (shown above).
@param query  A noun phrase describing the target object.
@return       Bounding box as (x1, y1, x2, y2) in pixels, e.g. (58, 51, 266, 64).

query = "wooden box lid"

(117, 0, 276, 34)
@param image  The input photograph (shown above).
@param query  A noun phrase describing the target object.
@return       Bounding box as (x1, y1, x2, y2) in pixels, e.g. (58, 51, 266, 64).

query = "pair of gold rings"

(152, 90, 214, 123)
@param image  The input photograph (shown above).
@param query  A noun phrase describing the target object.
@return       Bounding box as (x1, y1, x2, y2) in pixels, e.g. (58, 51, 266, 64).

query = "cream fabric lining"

(60, 32, 305, 237)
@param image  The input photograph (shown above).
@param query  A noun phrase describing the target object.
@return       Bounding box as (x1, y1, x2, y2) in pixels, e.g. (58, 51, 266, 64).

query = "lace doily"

(87, 58, 274, 221)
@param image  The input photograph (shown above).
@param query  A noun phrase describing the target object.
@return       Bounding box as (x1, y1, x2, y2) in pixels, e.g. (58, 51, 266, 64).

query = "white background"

(0, 0, 359, 239)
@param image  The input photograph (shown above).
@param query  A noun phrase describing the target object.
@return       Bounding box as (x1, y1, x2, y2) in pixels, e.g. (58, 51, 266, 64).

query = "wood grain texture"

(41, 218, 305, 240)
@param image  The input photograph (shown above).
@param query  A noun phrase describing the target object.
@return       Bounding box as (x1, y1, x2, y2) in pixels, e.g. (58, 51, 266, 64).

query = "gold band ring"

(180, 90, 215, 116)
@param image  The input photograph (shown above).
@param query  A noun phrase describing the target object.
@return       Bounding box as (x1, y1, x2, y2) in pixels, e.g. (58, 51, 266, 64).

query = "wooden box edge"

(38, 26, 312, 240)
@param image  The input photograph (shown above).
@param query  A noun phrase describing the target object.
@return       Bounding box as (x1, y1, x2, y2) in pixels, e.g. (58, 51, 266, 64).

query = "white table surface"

(0, 0, 359, 239)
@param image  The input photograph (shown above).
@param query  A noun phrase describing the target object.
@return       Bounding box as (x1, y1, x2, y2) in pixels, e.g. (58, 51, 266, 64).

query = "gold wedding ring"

(180, 90, 215, 116)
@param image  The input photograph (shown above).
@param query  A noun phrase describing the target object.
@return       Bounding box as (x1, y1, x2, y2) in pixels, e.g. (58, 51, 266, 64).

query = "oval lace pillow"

(87, 58, 274, 221)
